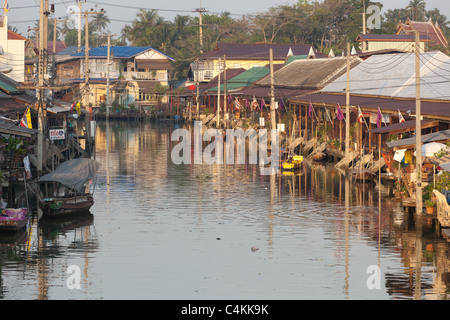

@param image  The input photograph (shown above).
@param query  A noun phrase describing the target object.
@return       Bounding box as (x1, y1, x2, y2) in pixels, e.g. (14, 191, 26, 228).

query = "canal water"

(0, 120, 449, 300)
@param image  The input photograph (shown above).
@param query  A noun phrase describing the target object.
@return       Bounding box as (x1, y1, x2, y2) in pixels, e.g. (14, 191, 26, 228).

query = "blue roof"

(71, 45, 174, 60)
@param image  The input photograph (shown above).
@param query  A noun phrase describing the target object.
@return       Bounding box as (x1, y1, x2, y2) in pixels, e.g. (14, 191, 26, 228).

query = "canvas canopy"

(38, 158, 101, 192)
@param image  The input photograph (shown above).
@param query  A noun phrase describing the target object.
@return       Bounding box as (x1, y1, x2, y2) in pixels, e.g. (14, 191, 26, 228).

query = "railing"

(134, 72, 167, 81)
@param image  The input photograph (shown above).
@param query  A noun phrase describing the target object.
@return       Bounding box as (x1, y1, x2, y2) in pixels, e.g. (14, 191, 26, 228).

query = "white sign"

(49, 129, 65, 140)
(259, 117, 265, 127)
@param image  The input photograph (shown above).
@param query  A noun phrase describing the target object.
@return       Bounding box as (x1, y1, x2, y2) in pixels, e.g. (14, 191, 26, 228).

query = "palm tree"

(406, 0, 426, 21)
(126, 9, 160, 46)
(93, 12, 110, 35)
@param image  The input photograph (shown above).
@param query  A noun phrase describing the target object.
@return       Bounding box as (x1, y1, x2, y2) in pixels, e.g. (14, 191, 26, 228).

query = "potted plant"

(424, 199, 436, 214)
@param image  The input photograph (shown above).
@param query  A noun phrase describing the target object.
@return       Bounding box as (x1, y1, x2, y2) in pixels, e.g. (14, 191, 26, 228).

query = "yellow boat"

(282, 155, 303, 171)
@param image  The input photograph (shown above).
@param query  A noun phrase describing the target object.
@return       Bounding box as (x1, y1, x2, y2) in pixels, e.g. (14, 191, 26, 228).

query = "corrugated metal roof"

(0, 118, 38, 137)
(196, 43, 327, 60)
(285, 55, 309, 65)
(0, 73, 20, 94)
(207, 67, 270, 92)
(321, 51, 450, 101)
(256, 56, 362, 90)
(386, 129, 450, 150)
(71, 46, 175, 61)
(289, 92, 450, 120)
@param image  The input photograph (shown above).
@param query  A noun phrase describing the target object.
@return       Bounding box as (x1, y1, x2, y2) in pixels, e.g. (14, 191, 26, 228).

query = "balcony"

(195, 70, 214, 82)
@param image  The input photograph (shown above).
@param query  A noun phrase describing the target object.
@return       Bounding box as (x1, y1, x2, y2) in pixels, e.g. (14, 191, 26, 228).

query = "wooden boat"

(282, 155, 303, 171)
(37, 158, 100, 218)
(0, 208, 29, 231)
(40, 195, 94, 217)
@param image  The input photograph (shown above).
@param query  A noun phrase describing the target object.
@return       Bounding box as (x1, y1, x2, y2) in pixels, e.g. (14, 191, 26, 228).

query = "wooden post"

(345, 42, 351, 157)
(270, 49, 276, 131)
(414, 30, 423, 214)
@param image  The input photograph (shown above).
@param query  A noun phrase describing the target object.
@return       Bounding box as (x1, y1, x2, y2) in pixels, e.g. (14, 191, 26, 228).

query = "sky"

(5, 0, 450, 37)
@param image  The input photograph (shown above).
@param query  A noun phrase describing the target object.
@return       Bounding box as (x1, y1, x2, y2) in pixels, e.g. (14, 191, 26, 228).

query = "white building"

(0, 15, 26, 83)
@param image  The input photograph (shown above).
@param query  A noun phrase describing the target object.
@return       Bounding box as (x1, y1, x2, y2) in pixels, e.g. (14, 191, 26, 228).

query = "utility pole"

(82, 8, 104, 110)
(269, 48, 276, 131)
(77, 0, 86, 53)
(362, 0, 367, 52)
(196, 58, 200, 119)
(345, 42, 351, 158)
(106, 33, 112, 118)
(415, 30, 423, 214)
(51, 17, 67, 85)
(193, 1, 207, 54)
(37, 0, 49, 174)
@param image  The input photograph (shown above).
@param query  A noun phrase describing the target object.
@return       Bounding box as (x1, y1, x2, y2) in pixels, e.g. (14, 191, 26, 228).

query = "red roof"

(7, 30, 27, 41)
(30, 40, 67, 55)
(397, 19, 448, 47)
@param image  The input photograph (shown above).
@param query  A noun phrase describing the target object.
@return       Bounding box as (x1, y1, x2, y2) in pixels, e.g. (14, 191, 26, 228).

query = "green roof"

(0, 79, 18, 94)
(285, 55, 309, 65)
(208, 67, 270, 92)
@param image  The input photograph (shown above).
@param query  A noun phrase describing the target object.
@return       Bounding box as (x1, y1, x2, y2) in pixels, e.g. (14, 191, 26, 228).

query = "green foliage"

(424, 199, 436, 207)
(6, 137, 27, 156)
(436, 171, 450, 193)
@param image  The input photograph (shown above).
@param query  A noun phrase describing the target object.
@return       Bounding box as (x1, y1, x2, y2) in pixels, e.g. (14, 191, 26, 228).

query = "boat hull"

(40, 195, 94, 218)
(0, 208, 29, 232)
(282, 155, 303, 171)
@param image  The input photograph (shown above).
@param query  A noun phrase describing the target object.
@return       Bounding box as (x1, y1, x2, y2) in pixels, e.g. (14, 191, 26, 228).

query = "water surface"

(0, 120, 448, 300)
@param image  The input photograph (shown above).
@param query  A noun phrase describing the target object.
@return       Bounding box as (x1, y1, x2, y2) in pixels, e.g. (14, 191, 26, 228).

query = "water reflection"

(0, 121, 448, 299)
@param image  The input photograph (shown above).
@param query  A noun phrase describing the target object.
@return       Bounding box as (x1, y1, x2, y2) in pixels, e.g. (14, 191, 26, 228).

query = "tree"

(406, 0, 427, 21)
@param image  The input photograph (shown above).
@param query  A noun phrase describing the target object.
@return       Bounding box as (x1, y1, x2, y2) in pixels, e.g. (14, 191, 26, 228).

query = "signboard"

(277, 123, 285, 132)
(49, 128, 65, 140)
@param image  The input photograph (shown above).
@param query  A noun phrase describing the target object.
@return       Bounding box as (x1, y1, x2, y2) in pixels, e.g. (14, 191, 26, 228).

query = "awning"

(368, 119, 439, 134)
(0, 118, 38, 138)
(440, 162, 450, 171)
(38, 158, 101, 192)
(386, 129, 450, 150)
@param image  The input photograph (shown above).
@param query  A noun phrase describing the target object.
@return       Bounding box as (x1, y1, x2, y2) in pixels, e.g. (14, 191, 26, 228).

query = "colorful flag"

(71, 101, 81, 114)
(308, 102, 313, 118)
(252, 96, 259, 110)
(20, 107, 32, 129)
(228, 94, 232, 104)
(376, 107, 383, 128)
(336, 104, 344, 121)
(357, 106, 364, 123)
(3, 0, 9, 13)
(234, 98, 241, 110)
(261, 99, 265, 111)
(398, 110, 405, 123)
(279, 98, 284, 110)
